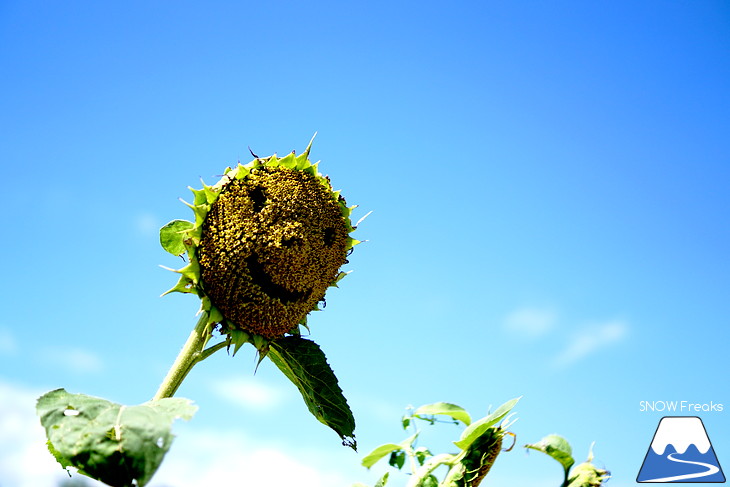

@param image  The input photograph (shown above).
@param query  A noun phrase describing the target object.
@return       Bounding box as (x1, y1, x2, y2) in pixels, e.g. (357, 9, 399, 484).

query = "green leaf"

(414, 447, 432, 466)
(420, 474, 439, 487)
(413, 402, 471, 425)
(525, 434, 575, 478)
(566, 461, 610, 487)
(37, 389, 197, 487)
(268, 336, 356, 450)
(361, 443, 402, 468)
(454, 397, 520, 450)
(389, 450, 406, 469)
(159, 219, 194, 256)
(375, 472, 390, 487)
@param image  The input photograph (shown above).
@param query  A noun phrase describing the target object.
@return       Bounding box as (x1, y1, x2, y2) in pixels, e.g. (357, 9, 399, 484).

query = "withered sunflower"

(160, 136, 360, 353)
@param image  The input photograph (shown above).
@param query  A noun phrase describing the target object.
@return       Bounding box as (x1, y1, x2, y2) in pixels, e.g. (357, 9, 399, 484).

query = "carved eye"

(323, 227, 336, 247)
(249, 186, 266, 212)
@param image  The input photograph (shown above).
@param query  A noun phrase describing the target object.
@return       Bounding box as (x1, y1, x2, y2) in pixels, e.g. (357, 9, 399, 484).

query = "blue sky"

(1, 1, 729, 486)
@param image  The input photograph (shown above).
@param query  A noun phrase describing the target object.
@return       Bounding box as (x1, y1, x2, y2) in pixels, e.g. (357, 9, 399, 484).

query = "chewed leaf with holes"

(36, 389, 197, 487)
(268, 336, 356, 450)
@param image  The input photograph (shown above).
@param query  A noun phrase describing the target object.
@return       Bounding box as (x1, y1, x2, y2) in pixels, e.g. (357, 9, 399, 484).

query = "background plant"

(355, 400, 609, 487)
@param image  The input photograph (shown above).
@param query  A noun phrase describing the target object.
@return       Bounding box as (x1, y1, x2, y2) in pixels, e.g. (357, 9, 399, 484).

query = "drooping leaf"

(525, 434, 575, 478)
(413, 402, 472, 426)
(454, 397, 520, 450)
(36, 389, 196, 487)
(361, 443, 402, 468)
(268, 336, 356, 449)
(159, 219, 194, 256)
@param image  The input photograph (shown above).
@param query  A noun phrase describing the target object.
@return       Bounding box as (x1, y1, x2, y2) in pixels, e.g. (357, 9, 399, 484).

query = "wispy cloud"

(503, 307, 557, 338)
(41, 347, 104, 374)
(210, 377, 288, 411)
(134, 212, 160, 236)
(0, 326, 18, 355)
(154, 427, 357, 487)
(551, 320, 628, 368)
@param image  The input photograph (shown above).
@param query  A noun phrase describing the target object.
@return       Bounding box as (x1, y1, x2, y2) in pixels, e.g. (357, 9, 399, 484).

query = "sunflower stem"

(153, 313, 215, 400)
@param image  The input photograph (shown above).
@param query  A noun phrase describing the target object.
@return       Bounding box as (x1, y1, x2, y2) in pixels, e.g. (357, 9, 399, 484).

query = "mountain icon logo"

(637, 416, 725, 483)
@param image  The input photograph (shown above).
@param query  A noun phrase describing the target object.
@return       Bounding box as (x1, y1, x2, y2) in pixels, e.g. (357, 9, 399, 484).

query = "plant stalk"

(153, 313, 220, 400)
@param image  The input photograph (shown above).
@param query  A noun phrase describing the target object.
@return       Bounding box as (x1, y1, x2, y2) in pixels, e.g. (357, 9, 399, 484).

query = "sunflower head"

(160, 136, 359, 350)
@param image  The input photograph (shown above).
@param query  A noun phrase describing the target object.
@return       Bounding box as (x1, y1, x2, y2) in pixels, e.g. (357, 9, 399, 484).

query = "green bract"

(160, 136, 359, 349)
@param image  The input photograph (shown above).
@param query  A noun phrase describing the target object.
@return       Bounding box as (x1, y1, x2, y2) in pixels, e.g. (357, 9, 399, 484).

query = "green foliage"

(567, 461, 611, 487)
(268, 336, 357, 449)
(453, 396, 520, 450)
(37, 389, 196, 487)
(413, 402, 471, 426)
(362, 443, 405, 469)
(526, 436, 610, 487)
(357, 400, 609, 487)
(525, 434, 575, 479)
(359, 399, 519, 487)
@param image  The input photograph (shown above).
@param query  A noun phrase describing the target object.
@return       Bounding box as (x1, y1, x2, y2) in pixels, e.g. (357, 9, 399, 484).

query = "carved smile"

(245, 252, 311, 304)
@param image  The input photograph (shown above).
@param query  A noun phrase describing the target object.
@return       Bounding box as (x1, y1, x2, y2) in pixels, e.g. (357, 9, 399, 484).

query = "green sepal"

(278, 152, 298, 169)
(160, 273, 195, 296)
(190, 184, 218, 206)
(332, 271, 350, 288)
(304, 162, 319, 177)
(295, 153, 311, 170)
(264, 154, 279, 167)
(227, 328, 250, 356)
(159, 220, 194, 256)
(180, 259, 199, 280)
(302, 132, 316, 159)
(207, 305, 223, 324)
(347, 237, 362, 249)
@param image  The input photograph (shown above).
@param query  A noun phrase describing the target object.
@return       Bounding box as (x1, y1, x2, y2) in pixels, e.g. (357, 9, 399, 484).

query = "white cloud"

(503, 308, 557, 338)
(0, 326, 18, 355)
(41, 347, 104, 374)
(209, 376, 288, 411)
(552, 320, 628, 368)
(153, 428, 357, 487)
(0, 378, 360, 487)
